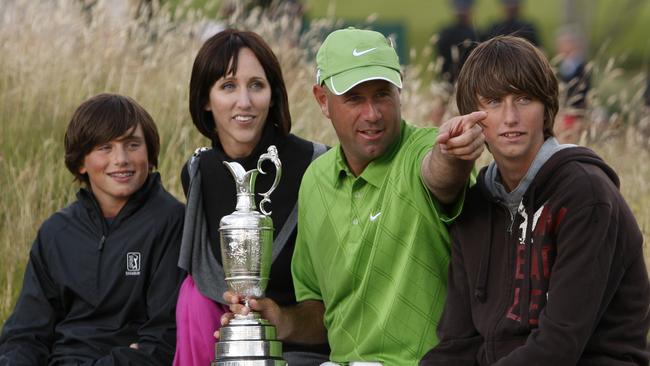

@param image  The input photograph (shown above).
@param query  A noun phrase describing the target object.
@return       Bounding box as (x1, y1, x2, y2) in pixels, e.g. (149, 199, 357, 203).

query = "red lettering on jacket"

(506, 288, 545, 325)
(507, 205, 564, 325)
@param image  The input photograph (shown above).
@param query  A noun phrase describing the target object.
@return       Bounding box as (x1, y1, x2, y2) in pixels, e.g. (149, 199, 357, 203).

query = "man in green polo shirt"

(223, 27, 486, 365)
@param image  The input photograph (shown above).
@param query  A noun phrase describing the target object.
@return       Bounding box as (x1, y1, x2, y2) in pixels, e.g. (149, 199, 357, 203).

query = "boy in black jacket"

(0, 93, 185, 365)
(421, 36, 650, 365)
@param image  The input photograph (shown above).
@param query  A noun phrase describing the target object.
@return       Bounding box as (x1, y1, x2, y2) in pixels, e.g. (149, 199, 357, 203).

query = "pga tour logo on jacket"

(125, 252, 141, 276)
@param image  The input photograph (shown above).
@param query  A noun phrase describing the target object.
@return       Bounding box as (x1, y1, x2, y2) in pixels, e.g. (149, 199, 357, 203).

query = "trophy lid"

(219, 146, 281, 232)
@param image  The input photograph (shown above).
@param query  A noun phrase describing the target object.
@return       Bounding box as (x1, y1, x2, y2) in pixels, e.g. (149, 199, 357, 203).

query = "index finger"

(459, 111, 487, 131)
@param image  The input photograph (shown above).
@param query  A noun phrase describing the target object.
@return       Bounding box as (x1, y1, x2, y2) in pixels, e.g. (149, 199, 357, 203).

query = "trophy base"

(214, 315, 286, 366)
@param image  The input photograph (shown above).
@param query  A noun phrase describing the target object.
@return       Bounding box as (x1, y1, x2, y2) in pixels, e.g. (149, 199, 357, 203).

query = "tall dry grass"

(0, 0, 649, 325)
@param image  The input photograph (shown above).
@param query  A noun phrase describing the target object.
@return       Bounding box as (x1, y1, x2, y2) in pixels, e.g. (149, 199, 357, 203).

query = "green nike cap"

(316, 27, 402, 95)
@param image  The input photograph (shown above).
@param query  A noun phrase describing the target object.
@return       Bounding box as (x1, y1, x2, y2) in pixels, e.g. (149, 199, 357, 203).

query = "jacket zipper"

(486, 204, 518, 363)
(95, 211, 109, 293)
(98, 235, 106, 251)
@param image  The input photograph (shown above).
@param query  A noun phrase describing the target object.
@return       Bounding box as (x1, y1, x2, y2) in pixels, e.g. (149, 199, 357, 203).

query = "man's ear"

(312, 84, 330, 119)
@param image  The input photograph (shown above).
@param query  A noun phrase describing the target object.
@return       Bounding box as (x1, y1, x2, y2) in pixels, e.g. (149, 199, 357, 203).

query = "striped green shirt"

(292, 121, 464, 365)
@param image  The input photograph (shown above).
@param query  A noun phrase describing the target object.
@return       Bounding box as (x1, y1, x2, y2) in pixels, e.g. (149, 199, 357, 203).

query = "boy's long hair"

(456, 36, 559, 138)
(64, 93, 160, 184)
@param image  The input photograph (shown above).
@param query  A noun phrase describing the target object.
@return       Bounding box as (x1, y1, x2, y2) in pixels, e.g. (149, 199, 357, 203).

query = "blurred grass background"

(0, 0, 649, 328)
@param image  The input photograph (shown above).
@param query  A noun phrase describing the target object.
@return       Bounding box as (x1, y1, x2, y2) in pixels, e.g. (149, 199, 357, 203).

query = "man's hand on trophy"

(222, 291, 251, 316)
(215, 291, 284, 340)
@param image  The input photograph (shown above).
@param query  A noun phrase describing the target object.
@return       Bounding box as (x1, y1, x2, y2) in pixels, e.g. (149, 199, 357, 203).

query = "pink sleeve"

(173, 275, 228, 366)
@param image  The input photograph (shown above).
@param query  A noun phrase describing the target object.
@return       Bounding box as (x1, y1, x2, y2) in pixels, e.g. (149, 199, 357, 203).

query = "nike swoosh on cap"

(352, 47, 377, 56)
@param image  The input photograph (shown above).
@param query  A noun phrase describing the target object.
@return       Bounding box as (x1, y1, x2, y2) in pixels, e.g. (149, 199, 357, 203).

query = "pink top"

(173, 275, 228, 366)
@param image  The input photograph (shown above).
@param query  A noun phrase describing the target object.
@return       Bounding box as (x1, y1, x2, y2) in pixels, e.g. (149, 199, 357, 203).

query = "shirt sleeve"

(0, 232, 61, 365)
(291, 177, 323, 303)
(412, 127, 468, 224)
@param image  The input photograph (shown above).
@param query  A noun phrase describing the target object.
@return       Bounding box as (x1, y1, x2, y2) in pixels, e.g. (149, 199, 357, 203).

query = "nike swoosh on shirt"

(352, 47, 377, 56)
(369, 212, 382, 221)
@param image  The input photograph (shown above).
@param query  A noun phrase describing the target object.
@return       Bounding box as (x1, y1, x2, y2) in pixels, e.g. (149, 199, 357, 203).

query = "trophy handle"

(257, 145, 282, 215)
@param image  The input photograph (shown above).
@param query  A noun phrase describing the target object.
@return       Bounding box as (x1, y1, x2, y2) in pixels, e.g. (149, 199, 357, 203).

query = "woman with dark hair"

(173, 29, 329, 365)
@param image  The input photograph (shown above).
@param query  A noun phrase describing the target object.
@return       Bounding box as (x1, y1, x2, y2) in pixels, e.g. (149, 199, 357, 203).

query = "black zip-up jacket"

(0, 173, 185, 365)
(421, 147, 650, 365)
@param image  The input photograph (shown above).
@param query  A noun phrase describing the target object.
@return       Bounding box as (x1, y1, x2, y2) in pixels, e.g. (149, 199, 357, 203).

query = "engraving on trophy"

(214, 145, 287, 366)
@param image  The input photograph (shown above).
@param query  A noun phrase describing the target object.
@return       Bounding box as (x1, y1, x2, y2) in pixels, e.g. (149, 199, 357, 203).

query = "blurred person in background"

(173, 29, 329, 366)
(483, 0, 540, 47)
(436, 0, 479, 85)
(0, 93, 185, 365)
(554, 25, 591, 144)
(430, 0, 479, 126)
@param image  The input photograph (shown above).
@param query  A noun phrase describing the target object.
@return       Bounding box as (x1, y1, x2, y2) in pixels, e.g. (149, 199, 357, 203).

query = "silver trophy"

(213, 145, 287, 366)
